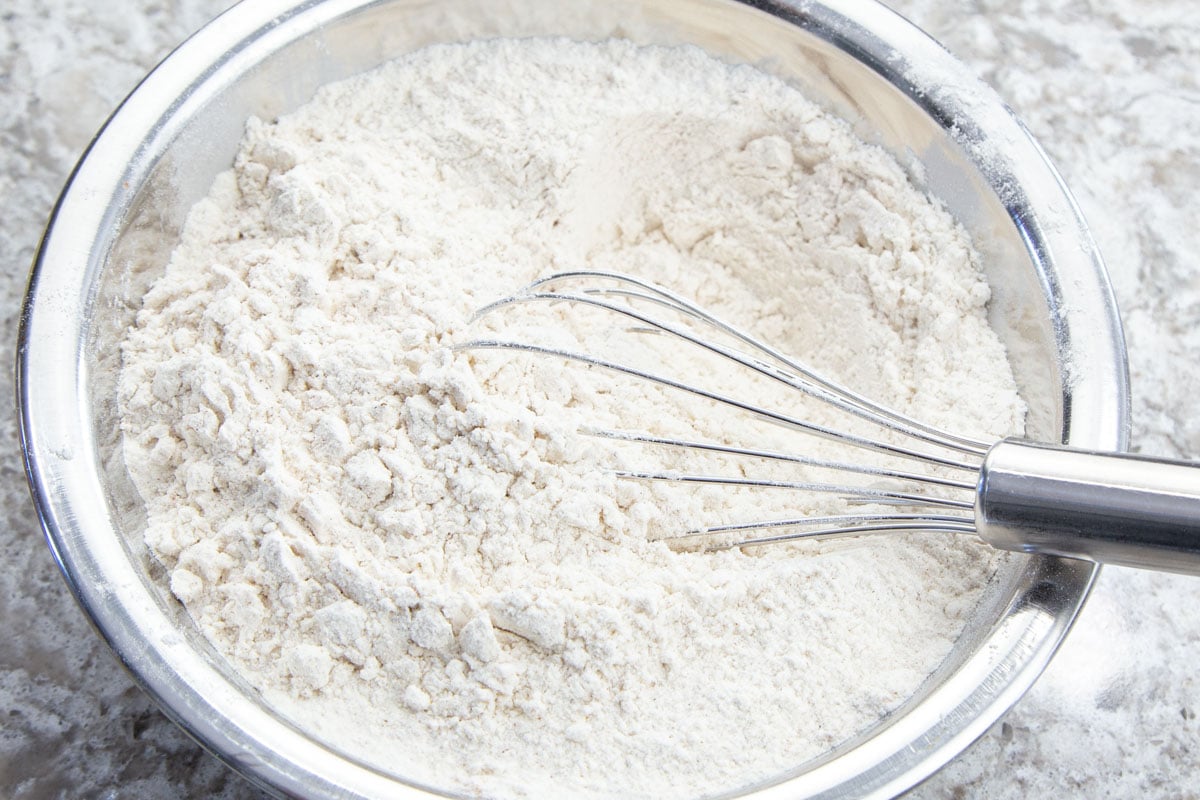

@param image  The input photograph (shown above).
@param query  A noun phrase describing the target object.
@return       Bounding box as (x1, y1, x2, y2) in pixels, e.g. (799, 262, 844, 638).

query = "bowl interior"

(25, 0, 1126, 797)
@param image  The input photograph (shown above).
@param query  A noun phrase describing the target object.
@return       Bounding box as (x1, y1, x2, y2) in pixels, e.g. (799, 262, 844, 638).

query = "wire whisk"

(462, 271, 1200, 574)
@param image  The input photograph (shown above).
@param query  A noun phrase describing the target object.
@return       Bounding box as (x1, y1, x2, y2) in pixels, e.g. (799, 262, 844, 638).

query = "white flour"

(118, 38, 1024, 799)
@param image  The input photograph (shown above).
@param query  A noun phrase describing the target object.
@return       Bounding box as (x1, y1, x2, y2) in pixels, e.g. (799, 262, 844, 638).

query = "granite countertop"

(2, 1, 1197, 797)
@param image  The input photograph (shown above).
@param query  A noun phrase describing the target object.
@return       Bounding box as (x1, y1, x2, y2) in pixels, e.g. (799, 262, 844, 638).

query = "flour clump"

(118, 38, 1024, 799)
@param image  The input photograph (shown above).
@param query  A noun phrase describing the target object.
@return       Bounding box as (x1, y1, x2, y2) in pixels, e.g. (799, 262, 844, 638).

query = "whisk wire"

(585, 428, 979, 492)
(687, 516, 979, 550)
(465, 337, 982, 473)
(515, 271, 991, 455)
(612, 470, 974, 510)
(463, 271, 1006, 550)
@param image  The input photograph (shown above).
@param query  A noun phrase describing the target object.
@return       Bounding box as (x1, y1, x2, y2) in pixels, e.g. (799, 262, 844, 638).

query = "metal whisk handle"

(977, 439, 1200, 574)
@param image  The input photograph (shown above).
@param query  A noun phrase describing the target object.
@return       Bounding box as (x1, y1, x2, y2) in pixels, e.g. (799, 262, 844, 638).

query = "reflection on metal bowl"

(18, 0, 1128, 797)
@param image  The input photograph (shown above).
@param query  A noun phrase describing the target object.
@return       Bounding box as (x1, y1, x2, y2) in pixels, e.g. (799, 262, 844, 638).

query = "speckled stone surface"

(1, 1, 1197, 798)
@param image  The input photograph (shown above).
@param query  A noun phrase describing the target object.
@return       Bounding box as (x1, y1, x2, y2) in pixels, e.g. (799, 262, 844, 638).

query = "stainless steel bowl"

(18, 0, 1129, 797)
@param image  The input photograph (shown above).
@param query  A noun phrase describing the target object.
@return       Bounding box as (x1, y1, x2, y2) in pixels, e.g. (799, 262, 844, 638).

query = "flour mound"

(119, 38, 1024, 799)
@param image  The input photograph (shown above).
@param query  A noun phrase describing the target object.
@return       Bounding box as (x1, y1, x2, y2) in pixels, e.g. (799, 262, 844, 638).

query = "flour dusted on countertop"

(118, 38, 1024, 799)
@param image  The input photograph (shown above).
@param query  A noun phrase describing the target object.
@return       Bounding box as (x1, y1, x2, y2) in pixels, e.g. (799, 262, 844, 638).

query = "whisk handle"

(977, 439, 1200, 575)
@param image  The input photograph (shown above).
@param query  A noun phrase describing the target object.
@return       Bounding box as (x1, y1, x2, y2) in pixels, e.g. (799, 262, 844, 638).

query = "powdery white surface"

(890, 2, 1200, 797)
(0, 3, 259, 797)
(116, 39, 1020, 799)
(4, 2, 1200, 799)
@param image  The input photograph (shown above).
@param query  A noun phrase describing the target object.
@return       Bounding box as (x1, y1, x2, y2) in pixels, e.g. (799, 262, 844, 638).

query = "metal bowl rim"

(17, 0, 1128, 798)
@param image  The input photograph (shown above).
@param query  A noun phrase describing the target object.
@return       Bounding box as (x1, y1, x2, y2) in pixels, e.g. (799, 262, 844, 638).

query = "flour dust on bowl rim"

(17, 0, 1128, 798)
